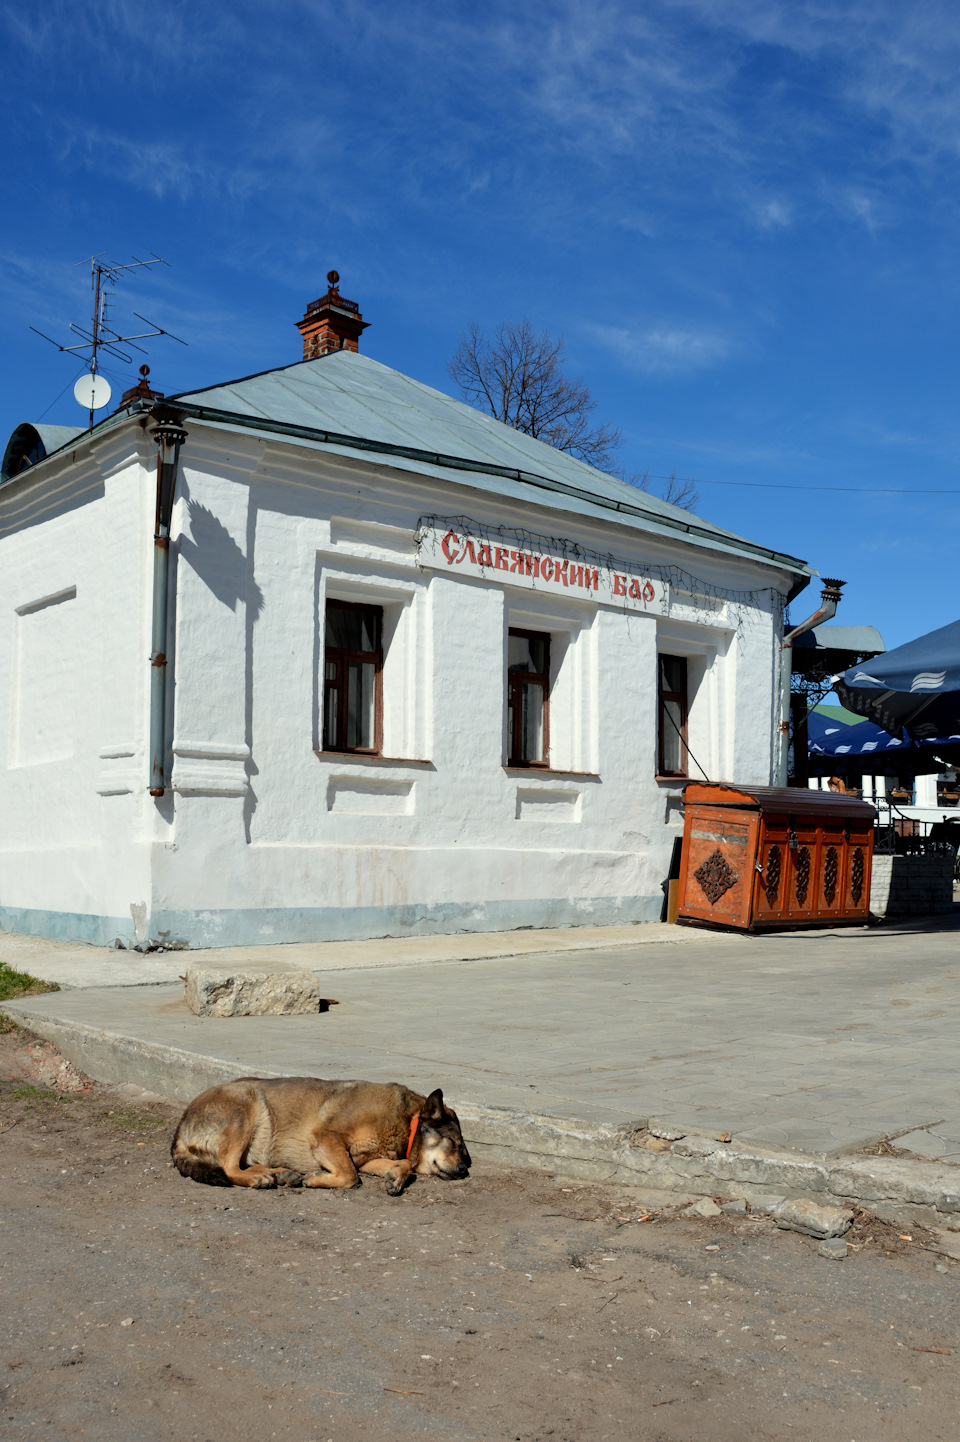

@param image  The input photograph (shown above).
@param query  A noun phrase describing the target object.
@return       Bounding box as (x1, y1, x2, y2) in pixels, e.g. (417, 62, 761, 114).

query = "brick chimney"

(296, 270, 369, 359)
(120, 364, 165, 407)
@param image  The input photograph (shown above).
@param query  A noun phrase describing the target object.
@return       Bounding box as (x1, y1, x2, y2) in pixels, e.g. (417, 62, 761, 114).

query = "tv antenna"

(30, 254, 187, 430)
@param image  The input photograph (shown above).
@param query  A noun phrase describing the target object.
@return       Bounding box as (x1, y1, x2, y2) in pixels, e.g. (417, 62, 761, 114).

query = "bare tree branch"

(448, 319, 622, 472)
(630, 468, 699, 514)
(449, 320, 698, 512)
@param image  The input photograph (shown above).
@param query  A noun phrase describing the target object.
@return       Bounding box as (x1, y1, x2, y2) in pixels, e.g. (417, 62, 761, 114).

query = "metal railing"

(872, 803, 960, 874)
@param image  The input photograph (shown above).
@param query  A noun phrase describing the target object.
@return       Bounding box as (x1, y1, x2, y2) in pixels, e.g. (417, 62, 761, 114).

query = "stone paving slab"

(898, 1127, 960, 1160)
(7, 921, 960, 1159)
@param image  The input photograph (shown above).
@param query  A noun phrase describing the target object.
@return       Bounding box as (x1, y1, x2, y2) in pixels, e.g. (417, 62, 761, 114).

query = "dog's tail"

(170, 1130, 232, 1187)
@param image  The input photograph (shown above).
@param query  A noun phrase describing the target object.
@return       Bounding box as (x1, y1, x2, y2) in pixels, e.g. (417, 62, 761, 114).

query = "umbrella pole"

(777, 579, 844, 786)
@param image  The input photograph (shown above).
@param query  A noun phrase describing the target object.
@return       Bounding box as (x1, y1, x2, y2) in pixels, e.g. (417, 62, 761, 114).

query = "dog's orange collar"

(406, 1112, 420, 1160)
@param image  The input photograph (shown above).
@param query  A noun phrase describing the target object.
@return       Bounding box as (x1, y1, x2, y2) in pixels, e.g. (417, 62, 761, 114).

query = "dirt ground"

(1, 1021, 959, 1442)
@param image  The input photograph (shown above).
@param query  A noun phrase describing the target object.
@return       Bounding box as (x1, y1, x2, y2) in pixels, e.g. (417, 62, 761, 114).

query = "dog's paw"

(251, 1173, 278, 1189)
(384, 1171, 406, 1196)
(275, 1170, 304, 1188)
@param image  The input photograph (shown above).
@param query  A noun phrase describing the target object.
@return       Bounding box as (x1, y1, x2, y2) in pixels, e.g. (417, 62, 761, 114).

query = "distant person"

(828, 775, 851, 794)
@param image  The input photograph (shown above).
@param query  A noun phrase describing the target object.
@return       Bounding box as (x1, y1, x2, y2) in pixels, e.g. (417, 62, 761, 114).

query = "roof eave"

(147, 397, 812, 583)
(5, 393, 812, 589)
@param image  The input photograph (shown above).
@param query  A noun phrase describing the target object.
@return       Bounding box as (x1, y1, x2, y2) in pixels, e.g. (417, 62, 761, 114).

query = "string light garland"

(415, 513, 789, 643)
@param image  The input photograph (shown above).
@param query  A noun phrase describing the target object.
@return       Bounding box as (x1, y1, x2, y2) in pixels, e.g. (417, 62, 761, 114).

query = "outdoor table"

(676, 782, 876, 930)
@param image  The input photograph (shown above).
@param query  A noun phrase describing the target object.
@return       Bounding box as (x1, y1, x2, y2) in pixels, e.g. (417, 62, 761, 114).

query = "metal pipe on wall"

(776, 578, 845, 788)
(149, 416, 188, 796)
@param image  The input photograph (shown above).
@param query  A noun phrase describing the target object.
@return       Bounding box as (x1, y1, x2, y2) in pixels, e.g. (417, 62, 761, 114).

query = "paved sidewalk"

(0, 921, 728, 989)
(7, 915, 960, 1161)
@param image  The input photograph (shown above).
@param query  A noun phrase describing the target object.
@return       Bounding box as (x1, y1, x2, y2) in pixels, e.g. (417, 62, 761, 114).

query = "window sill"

(504, 766, 601, 781)
(655, 775, 689, 784)
(314, 750, 434, 768)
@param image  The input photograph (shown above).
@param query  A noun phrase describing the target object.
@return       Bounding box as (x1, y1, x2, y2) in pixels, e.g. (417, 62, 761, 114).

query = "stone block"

(774, 1198, 854, 1239)
(828, 1155, 960, 1211)
(184, 966, 322, 1017)
(932, 1228, 960, 1260)
(672, 1135, 720, 1159)
(747, 1194, 786, 1214)
(721, 1198, 747, 1214)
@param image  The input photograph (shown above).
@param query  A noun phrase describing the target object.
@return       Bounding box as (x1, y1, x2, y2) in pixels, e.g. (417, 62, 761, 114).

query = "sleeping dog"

(171, 1076, 471, 1194)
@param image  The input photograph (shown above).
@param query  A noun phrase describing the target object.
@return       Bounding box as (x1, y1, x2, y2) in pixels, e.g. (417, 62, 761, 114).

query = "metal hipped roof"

(792, 624, 885, 681)
(167, 351, 812, 583)
(793, 624, 885, 655)
(1, 423, 85, 483)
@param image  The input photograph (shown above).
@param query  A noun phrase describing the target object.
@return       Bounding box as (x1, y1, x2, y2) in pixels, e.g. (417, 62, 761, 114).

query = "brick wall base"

(870, 853, 955, 918)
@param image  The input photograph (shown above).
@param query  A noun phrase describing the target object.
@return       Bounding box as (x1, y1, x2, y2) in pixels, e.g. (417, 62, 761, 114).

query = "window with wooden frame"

(507, 629, 550, 766)
(657, 654, 688, 777)
(322, 600, 383, 754)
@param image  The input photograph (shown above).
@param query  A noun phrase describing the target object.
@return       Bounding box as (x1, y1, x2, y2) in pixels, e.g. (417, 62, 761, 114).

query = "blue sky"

(2, 0, 959, 649)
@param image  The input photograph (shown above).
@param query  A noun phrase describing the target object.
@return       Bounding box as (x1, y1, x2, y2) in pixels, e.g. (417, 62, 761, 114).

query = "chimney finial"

(119, 362, 165, 407)
(297, 271, 368, 360)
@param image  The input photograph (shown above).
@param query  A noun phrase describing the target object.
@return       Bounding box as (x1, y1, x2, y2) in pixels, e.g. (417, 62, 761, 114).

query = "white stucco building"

(0, 281, 812, 948)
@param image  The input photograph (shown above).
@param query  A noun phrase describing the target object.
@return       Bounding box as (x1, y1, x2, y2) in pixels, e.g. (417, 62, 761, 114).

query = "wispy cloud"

(753, 198, 794, 231)
(50, 120, 263, 204)
(834, 186, 887, 233)
(0, 251, 92, 328)
(684, 0, 960, 168)
(0, 0, 239, 83)
(7, 0, 960, 242)
(588, 321, 734, 375)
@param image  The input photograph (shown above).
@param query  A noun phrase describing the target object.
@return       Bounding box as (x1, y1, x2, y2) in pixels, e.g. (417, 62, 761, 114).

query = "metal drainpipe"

(149, 416, 188, 797)
(776, 577, 845, 788)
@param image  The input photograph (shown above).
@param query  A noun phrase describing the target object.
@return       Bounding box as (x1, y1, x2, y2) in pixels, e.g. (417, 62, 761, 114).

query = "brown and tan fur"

(170, 1077, 471, 1195)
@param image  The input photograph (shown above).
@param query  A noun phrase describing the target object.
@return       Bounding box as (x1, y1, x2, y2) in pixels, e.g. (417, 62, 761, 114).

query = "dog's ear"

(422, 1088, 445, 1124)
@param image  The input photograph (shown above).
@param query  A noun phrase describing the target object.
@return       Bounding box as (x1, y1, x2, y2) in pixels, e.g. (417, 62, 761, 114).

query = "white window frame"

(318, 565, 428, 761)
(655, 621, 728, 783)
(504, 599, 598, 774)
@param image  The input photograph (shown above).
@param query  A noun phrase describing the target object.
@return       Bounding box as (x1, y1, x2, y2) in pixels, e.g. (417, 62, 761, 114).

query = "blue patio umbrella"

(834, 618, 960, 740)
(806, 706, 960, 777)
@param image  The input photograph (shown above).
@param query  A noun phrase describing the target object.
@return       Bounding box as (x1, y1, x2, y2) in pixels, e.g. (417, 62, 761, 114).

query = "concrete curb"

(0, 1010, 258, 1104)
(457, 1109, 960, 1230)
(5, 1000, 959, 1231)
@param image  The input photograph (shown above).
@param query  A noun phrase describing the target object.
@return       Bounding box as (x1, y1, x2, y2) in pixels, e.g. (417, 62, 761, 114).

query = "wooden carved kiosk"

(677, 783, 876, 930)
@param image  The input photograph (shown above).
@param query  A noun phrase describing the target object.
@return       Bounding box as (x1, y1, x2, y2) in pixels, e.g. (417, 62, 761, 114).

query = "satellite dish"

(74, 373, 112, 411)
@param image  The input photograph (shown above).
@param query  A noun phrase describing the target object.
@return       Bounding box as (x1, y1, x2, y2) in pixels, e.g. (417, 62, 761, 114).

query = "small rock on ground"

(818, 1238, 848, 1260)
(774, 1198, 854, 1240)
(683, 1197, 723, 1219)
(721, 1199, 747, 1214)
